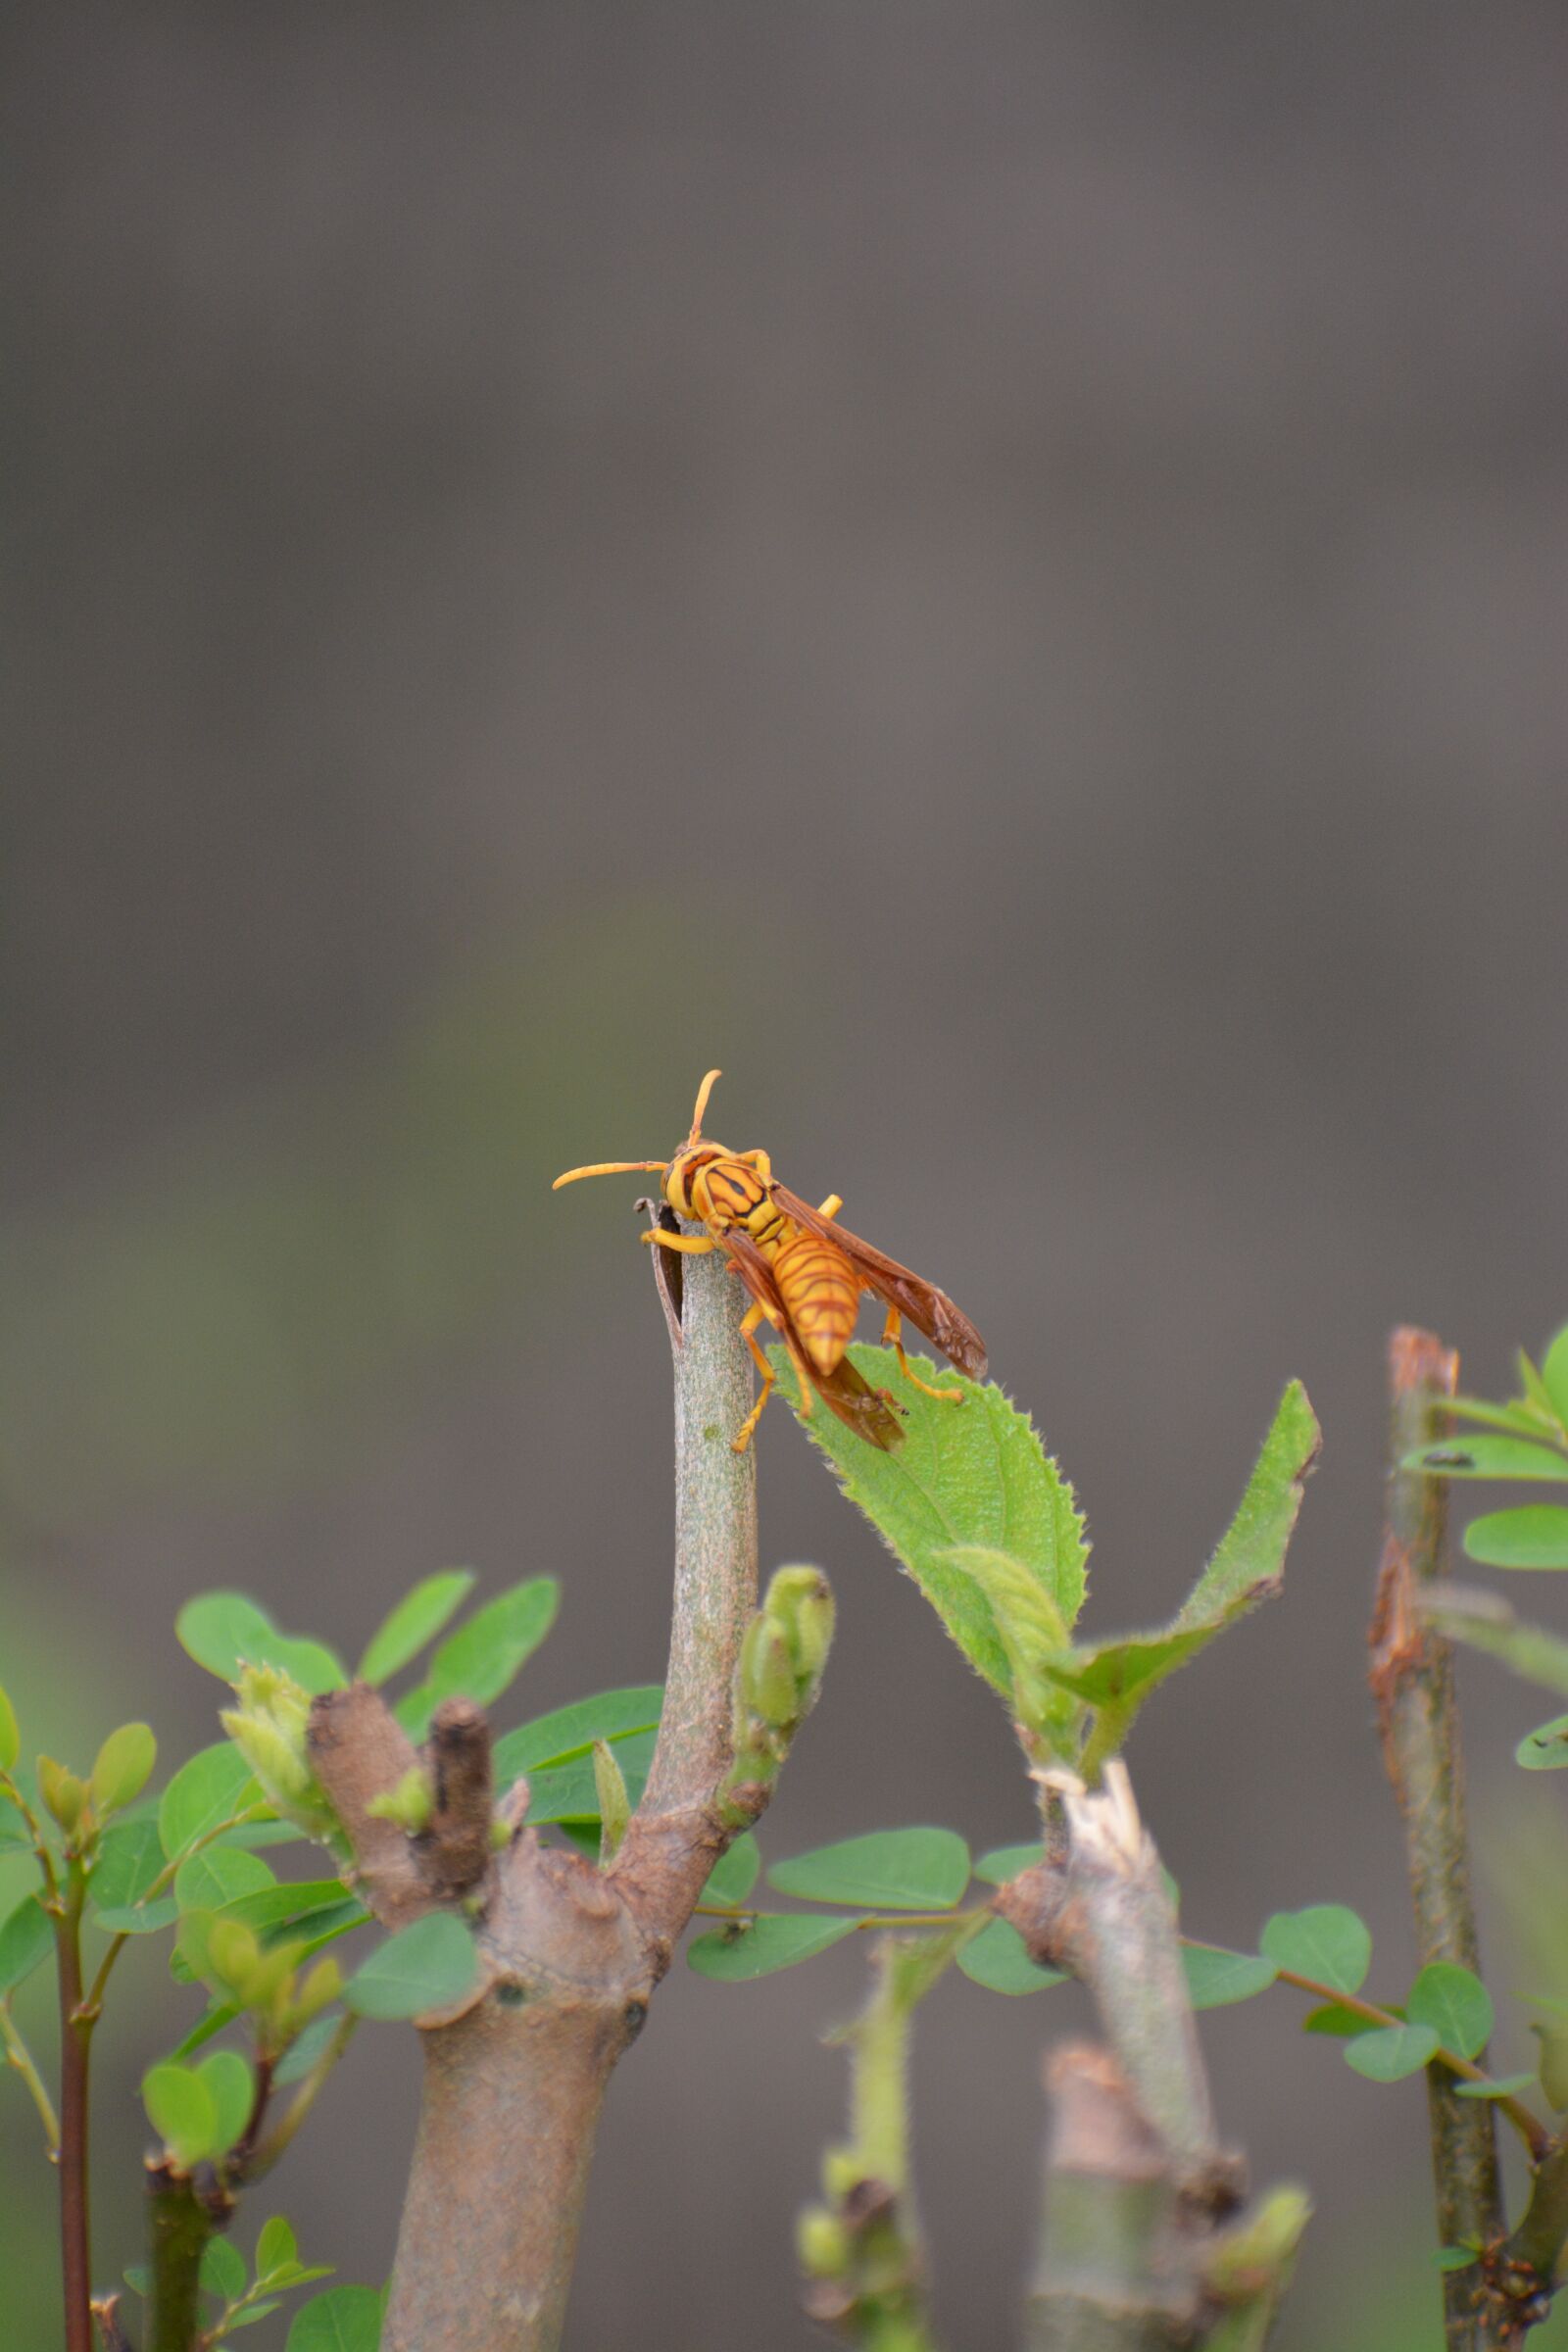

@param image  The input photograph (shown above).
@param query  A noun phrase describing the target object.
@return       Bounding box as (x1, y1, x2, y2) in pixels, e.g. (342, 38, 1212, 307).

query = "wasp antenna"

(689, 1068, 722, 1142)
(553, 1159, 669, 1189)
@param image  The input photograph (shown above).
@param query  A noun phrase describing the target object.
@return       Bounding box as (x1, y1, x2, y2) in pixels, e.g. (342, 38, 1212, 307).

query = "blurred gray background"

(5, 6, 1568, 2345)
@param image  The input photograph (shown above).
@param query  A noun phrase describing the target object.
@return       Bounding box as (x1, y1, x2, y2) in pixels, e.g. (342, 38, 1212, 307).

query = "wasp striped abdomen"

(771, 1230, 860, 1374)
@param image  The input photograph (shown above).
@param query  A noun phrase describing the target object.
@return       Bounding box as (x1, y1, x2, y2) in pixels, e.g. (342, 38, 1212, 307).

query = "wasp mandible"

(553, 1070, 988, 1454)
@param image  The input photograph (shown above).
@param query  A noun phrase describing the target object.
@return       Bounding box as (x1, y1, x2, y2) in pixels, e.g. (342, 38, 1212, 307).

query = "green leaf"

(519, 1735, 656, 1826)
(197, 2048, 254, 2153)
(1405, 1438, 1568, 1482)
(766, 1828, 970, 1912)
(956, 1917, 1064, 1995)
(1182, 1945, 1278, 2009)
(285, 2284, 383, 2352)
(0, 1891, 54, 1993)
(1062, 1384, 1319, 1771)
(257, 2214, 299, 2278)
(1302, 2002, 1368, 2036)
(227, 2302, 285, 2331)
(1456, 2073, 1537, 2100)
(701, 1833, 760, 1907)
(972, 1842, 1039, 1886)
(775, 1344, 1089, 1696)
(177, 1592, 345, 1694)
(1449, 1395, 1558, 1438)
(491, 1687, 663, 1783)
(1463, 1506, 1568, 1571)
(174, 1847, 276, 1914)
(0, 1682, 19, 1772)
(170, 2000, 240, 2061)
(1344, 2023, 1440, 2081)
(91, 1809, 168, 1916)
(1406, 1962, 1494, 2059)
(161, 1742, 262, 1860)
(1517, 1714, 1568, 1770)
(274, 2010, 344, 2087)
(395, 1578, 560, 1737)
(356, 1571, 476, 1686)
(143, 2061, 220, 2167)
(90, 1722, 158, 1817)
(217, 1881, 368, 1943)
(201, 2233, 247, 2303)
(344, 1913, 477, 2021)
(688, 1912, 859, 1981)
(1260, 1905, 1372, 1996)
(123, 2265, 151, 2296)
(1543, 1327, 1568, 1425)
(1426, 1593, 1568, 1696)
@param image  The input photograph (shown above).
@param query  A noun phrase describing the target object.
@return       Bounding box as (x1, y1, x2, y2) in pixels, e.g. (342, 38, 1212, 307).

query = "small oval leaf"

(343, 1913, 477, 2021)
(143, 2061, 220, 2167)
(702, 1833, 761, 1907)
(1182, 1945, 1278, 2010)
(1463, 1506, 1568, 1570)
(956, 1917, 1064, 1995)
(1259, 1904, 1372, 1996)
(766, 1828, 970, 1912)
(1405, 1439, 1568, 1483)
(160, 1743, 260, 1860)
(0, 1891, 55, 1994)
(357, 1570, 477, 1686)
(197, 2048, 255, 2154)
(173, 1846, 276, 1915)
(91, 1723, 158, 1817)
(1455, 2072, 1538, 2100)
(285, 2284, 384, 2352)
(1406, 1962, 1494, 2060)
(1344, 2023, 1440, 2082)
(1516, 1714, 1568, 1771)
(687, 1913, 858, 1981)
(972, 1843, 1040, 1886)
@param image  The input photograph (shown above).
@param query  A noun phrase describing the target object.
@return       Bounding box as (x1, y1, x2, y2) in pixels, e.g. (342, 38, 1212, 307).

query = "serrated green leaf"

(972, 1842, 1039, 1886)
(1406, 1962, 1494, 2059)
(395, 1578, 560, 1737)
(1406, 1438, 1568, 1483)
(1065, 1384, 1319, 1772)
(91, 1808, 167, 1914)
(1455, 2072, 1537, 2100)
(174, 1847, 276, 1915)
(1463, 1506, 1568, 1571)
(0, 1891, 54, 1993)
(1182, 1945, 1278, 2009)
(1344, 2023, 1440, 2081)
(197, 2048, 254, 2153)
(0, 1683, 20, 1772)
(766, 1828, 970, 1912)
(956, 1916, 1064, 1994)
(688, 1911, 859, 1981)
(1260, 1905, 1372, 1995)
(285, 2283, 383, 2351)
(143, 2061, 220, 2167)
(774, 1344, 1089, 1697)
(343, 1913, 477, 2021)
(1542, 1328, 1568, 1425)
(701, 1833, 760, 1907)
(491, 1687, 663, 1784)
(356, 1571, 476, 1686)
(257, 2214, 299, 2278)
(1427, 1593, 1568, 1697)
(90, 1722, 157, 1817)
(160, 1742, 262, 1860)
(1517, 1714, 1568, 1770)
(177, 1592, 345, 1695)
(200, 2232, 247, 2302)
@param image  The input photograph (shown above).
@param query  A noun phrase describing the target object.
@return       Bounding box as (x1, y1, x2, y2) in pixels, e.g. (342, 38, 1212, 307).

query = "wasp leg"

(883, 1306, 965, 1403)
(641, 1228, 719, 1255)
(816, 1194, 843, 1219)
(732, 1301, 779, 1453)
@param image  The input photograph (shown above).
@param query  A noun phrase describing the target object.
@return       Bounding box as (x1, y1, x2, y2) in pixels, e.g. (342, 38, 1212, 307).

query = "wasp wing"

(722, 1228, 906, 1450)
(767, 1185, 988, 1378)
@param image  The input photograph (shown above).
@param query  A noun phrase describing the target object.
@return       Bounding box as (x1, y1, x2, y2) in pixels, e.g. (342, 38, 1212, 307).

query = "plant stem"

(1369, 1326, 1505, 2346)
(248, 2019, 357, 2177)
(147, 2160, 220, 2352)
(1, 1998, 60, 2147)
(56, 1865, 93, 2352)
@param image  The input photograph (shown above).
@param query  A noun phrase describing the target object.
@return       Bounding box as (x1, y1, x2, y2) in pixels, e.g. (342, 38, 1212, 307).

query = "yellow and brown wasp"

(553, 1070, 987, 1453)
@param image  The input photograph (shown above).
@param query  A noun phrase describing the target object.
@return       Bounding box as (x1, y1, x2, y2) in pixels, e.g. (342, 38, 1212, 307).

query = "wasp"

(553, 1070, 987, 1453)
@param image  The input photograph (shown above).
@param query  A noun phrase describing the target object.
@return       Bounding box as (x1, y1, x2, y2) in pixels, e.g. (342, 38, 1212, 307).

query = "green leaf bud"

(797, 2205, 852, 2278)
(763, 1566, 835, 1684)
(206, 1916, 263, 2000)
(366, 1765, 434, 1836)
(38, 1755, 89, 1836)
(1206, 2183, 1312, 2291)
(0, 1682, 18, 1773)
(821, 2144, 862, 2201)
(739, 1618, 800, 1731)
(292, 1955, 343, 2029)
(591, 1740, 630, 1863)
(220, 1665, 340, 1845)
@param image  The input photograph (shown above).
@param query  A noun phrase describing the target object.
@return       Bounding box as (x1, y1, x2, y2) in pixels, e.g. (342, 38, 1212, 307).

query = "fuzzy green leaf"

(343, 1913, 477, 2021)
(177, 1592, 345, 1694)
(1406, 1962, 1493, 2059)
(1344, 2023, 1440, 2081)
(491, 1686, 663, 1782)
(143, 2062, 220, 2167)
(1260, 1905, 1372, 1996)
(956, 1917, 1064, 1995)
(356, 1570, 476, 1686)
(160, 1742, 263, 1860)
(1406, 1438, 1568, 1483)
(0, 1891, 54, 1993)
(395, 1578, 560, 1737)
(1463, 1507, 1568, 1571)
(702, 1833, 760, 1907)
(285, 2285, 383, 2352)
(774, 1344, 1088, 1698)
(1182, 1945, 1278, 2009)
(687, 1912, 859, 1981)
(766, 1828, 970, 1912)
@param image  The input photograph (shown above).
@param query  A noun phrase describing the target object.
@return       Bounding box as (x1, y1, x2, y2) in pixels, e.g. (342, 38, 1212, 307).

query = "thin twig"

(1370, 1326, 1505, 2345)
(0, 1997, 60, 2147)
(57, 1866, 93, 2352)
